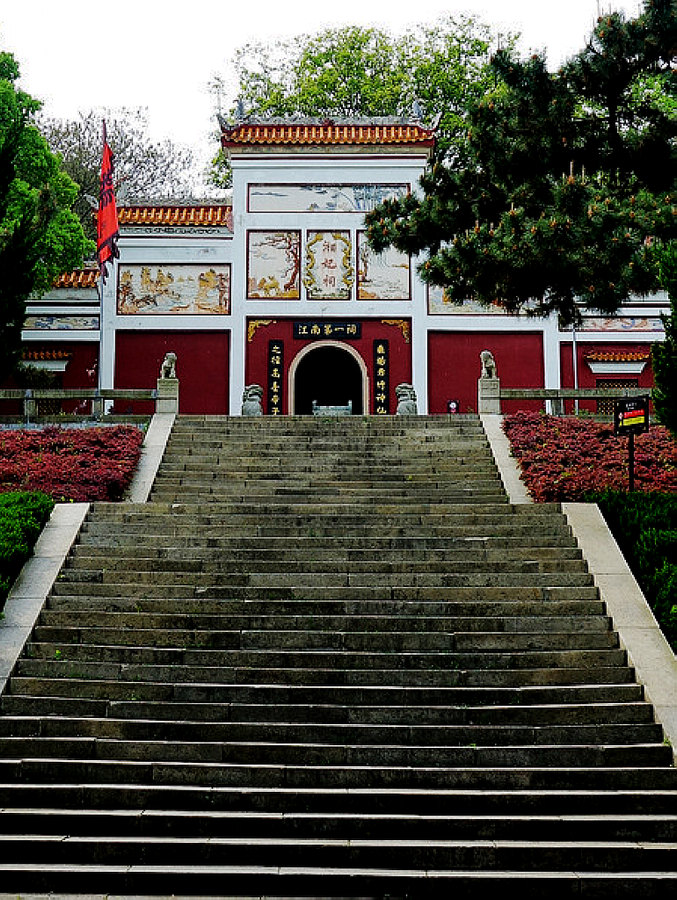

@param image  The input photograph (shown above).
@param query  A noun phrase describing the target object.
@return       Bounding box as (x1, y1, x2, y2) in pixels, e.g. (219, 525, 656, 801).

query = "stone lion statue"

(480, 350, 497, 379)
(241, 384, 264, 416)
(159, 352, 177, 379)
(395, 383, 418, 415)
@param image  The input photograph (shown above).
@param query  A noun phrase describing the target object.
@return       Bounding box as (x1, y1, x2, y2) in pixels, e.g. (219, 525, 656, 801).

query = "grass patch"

(0, 491, 54, 611)
(586, 490, 677, 652)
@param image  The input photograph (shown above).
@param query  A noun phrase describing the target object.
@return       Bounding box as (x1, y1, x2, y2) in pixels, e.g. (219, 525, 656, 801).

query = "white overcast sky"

(1, 0, 643, 175)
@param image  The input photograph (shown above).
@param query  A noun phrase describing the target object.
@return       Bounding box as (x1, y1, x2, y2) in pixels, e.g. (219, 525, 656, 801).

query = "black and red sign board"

(614, 397, 650, 436)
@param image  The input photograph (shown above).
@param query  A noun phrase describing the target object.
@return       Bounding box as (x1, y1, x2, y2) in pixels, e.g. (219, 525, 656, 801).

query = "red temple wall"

(427, 332, 545, 414)
(115, 331, 230, 414)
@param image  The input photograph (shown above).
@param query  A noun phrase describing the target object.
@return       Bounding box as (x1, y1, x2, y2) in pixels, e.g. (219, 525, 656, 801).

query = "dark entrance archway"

(293, 344, 364, 414)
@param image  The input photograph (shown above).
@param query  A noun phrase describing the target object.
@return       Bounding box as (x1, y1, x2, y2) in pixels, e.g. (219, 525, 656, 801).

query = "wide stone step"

(36, 610, 610, 634)
(1, 832, 677, 873)
(1, 862, 676, 897)
(65, 546, 584, 570)
(13, 659, 639, 688)
(2, 807, 676, 843)
(49, 574, 596, 599)
(57, 559, 589, 582)
(69, 534, 581, 554)
(29, 627, 618, 653)
(6, 678, 645, 707)
(0, 737, 669, 768)
(3, 765, 677, 797)
(42, 595, 607, 616)
(20, 641, 629, 669)
(149, 489, 508, 504)
(4, 759, 676, 791)
(48, 581, 606, 613)
(162, 459, 496, 472)
(0, 697, 655, 728)
(0, 711, 663, 745)
(89, 501, 561, 519)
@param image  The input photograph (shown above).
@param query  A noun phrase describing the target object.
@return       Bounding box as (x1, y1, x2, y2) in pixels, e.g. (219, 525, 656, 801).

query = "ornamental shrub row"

(586, 490, 677, 653)
(0, 491, 54, 611)
(0, 425, 144, 501)
(503, 411, 677, 501)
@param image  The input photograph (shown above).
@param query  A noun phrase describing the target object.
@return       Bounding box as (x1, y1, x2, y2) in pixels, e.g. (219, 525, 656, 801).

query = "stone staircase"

(0, 414, 675, 895)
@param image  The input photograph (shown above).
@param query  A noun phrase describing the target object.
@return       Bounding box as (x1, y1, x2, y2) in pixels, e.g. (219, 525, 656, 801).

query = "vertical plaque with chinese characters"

(268, 340, 284, 416)
(303, 231, 353, 300)
(373, 340, 390, 415)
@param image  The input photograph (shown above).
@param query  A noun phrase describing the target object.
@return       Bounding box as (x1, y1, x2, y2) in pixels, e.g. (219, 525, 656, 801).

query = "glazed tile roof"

(585, 350, 651, 362)
(118, 205, 234, 230)
(53, 269, 99, 289)
(221, 120, 435, 148)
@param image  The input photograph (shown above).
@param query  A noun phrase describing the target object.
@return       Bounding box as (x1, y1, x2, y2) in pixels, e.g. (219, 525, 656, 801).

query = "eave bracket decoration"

(381, 319, 410, 343)
(247, 319, 276, 342)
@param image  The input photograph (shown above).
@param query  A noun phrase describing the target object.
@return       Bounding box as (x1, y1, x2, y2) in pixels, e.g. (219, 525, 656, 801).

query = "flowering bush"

(503, 411, 677, 502)
(0, 426, 144, 502)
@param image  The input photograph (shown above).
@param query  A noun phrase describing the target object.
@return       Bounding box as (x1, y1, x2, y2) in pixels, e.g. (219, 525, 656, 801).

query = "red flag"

(97, 122, 119, 281)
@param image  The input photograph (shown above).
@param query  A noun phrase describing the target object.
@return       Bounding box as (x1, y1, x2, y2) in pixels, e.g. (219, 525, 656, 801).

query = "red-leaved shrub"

(503, 411, 677, 502)
(0, 426, 144, 502)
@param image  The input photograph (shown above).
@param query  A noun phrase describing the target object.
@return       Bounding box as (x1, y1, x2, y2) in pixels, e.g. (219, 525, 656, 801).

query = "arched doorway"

(290, 342, 368, 414)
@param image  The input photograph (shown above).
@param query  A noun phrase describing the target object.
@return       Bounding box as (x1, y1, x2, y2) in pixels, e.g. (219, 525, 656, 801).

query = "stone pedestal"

(478, 376, 501, 414)
(156, 377, 179, 414)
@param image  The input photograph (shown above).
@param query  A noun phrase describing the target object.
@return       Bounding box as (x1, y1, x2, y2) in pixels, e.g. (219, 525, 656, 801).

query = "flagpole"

(97, 119, 120, 405)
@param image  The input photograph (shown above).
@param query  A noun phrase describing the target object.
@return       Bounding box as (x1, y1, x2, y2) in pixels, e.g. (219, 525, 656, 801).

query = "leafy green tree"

(210, 17, 504, 187)
(365, 0, 677, 325)
(41, 108, 196, 240)
(0, 50, 90, 382)
(652, 242, 677, 438)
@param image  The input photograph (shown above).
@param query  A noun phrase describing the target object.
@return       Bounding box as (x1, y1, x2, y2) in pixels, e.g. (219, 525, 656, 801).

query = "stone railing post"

(91, 391, 104, 420)
(156, 377, 179, 414)
(156, 352, 179, 414)
(477, 350, 501, 414)
(478, 376, 501, 414)
(23, 389, 36, 423)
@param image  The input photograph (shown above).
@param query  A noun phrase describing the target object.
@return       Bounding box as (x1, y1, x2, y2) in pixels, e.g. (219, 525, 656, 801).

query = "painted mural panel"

(24, 315, 100, 330)
(117, 265, 231, 315)
(247, 231, 301, 300)
(304, 231, 353, 300)
(427, 285, 508, 315)
(575, 317, 665, 332)
(357, 232, 410, 300)
(249, 184, 408, 213)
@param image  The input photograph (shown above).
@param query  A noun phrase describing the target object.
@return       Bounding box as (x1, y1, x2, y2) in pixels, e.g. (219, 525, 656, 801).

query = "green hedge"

(0, 491, 54, 610)
(586, 490, 677, 652)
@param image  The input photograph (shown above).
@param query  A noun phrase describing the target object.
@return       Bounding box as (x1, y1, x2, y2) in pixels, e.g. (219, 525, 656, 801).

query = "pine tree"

(366, 0, 676, 325)
(652, 243, 677, 438)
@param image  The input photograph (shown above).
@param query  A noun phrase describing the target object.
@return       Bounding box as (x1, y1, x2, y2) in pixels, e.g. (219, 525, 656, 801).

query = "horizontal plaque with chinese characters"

(293, 321, 362, 340)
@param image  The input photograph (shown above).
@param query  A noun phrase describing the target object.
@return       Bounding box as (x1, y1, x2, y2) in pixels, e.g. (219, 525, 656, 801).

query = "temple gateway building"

(21, 118, 665, 415)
